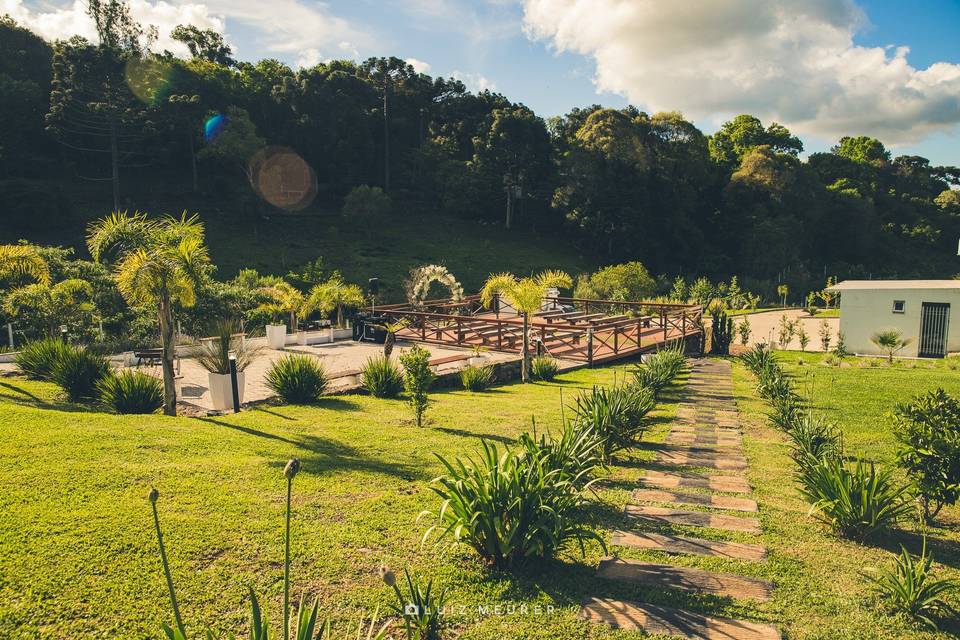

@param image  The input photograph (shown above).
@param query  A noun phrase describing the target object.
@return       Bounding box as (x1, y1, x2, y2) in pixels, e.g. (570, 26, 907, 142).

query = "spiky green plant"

(96, 370, 164, 414)
(866, 538, 957, 630)
(381, 566, 447, 640)
(362, 355, 404, 398)
(518, 418, 605, 489)
(573, 383, 655, 460)
(50, 346, 111, 402)
(871, 329, 913, 363)
(189, 319, 260, 374)
(530, 356, 559, 381)
(265, 354, 328, 404)
(14, 337, 72, 380)
(460, 364, 494, 391)
(787, 413, 844, 469)
(796, 457, 915, 541)
(420, 441, 604, 568)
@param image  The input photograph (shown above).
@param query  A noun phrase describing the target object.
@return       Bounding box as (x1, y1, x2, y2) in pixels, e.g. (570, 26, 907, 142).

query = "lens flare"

(204, 113, 228, 143)
(124, 57, 173, 105)
(248, 146, 318, 211)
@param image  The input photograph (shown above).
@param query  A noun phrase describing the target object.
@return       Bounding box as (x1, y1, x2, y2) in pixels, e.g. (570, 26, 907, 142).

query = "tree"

(709, 114, 802, 169)
(170, 25, 234, 66)
(573, 262, 655, 301)
(833, 136, 890, 167)
(0, 245, 50, 284)
(480, 270, 571, 382)
(5, 278, 94, 336)
(87, 211, 212, 416)
(871, 330, 913, 363)
(360, 57, 421, 193)
(305, 274, 365, 327)
(256, 281, 305, 330)
(399, 344, 435, 427)
(197, 106, 266, 188)
(777, 284, 789, 307)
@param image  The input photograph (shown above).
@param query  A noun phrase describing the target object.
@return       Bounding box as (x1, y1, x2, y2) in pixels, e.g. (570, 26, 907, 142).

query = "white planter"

(208, 371, 245, 411)
(297, 330, 307, 345)
(266, 324, 287, 350)
(469, 356, 486, 366)
(332, 328, 353, 341)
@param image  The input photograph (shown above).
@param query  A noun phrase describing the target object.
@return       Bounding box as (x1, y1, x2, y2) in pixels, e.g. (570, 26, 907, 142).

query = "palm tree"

(87, 211, 211, 416)
(480, 270, 572, 382)
(0, 244, 50, 285)
(5, 278, 94, 336)
(871, 329, 913, 363)
(304, 274, 365, 327)
(256, 281, 305, 331)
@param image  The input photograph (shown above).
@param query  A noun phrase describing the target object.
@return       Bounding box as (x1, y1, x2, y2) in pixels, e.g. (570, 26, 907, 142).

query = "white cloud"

(405, 57, 432, 74)
(521, 0, 960, 144)
(452, 70, 497, 92)
(3, 0, 370, 65)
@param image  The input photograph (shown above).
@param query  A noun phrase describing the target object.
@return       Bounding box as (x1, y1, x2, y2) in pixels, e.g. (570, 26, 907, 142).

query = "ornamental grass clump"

(50, 346, 111, 402)
(420, 441, 603, 568)
(787, 413, 844, 469)
(14, 337, 72, 380)
(460, 364, 494, 391)
(573, 383, 655, 460)
(530, 356, 559, 381)
(866, 538, 958, 631)
(96, 370, 163, 414)
(265, 354, 328, 404)
(518, 418, 605, 489)
(381, 566, 447, 640)
(796, 457, 915, 541)
(632, 345, 685, 395)
(362, 355, 404, 398)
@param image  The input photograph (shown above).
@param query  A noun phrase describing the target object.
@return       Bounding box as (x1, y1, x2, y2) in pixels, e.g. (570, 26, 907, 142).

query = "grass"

(1, 192, 596, 301)
(730, 350, 960, 638)
(4, 350, 960, 639)
(0, 364, 675, 640)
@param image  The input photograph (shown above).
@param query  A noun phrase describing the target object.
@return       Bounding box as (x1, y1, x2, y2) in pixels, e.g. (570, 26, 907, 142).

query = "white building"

(827, 280, 959, 358)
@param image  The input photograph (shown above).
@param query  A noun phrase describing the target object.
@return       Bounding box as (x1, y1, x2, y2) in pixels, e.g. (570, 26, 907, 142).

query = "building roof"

(826, 279, 960, 291)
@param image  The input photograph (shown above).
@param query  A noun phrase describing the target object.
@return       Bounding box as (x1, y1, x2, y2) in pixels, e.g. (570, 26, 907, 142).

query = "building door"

(918, 302, 950, 358)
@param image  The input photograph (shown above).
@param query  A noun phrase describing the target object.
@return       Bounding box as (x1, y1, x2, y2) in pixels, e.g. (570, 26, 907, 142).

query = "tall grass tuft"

(50, 346, 111, 401)
(97, 370, 163, 414)
(530, 356, 559, 381)
(460, 364, 494, 391)
(867, 538, 957, 630)
(361, 355, 404, 398)
(382, 566, 447, 640)
(265, 354, 328, 404)
(14, 337, 72, 380)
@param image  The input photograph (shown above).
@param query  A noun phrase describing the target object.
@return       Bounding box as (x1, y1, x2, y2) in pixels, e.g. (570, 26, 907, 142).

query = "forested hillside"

(2, 8, 959, 297)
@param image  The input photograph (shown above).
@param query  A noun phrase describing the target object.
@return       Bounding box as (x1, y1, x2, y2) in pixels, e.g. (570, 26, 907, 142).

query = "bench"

(133, 348, 163, 366)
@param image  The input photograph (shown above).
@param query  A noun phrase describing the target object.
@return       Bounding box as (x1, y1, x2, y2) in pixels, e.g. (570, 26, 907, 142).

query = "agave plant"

(740, 343, 774, 376)
(796, 457, 915, 541)
(420, 441, 604, 568)
(866, 538, 957, 630)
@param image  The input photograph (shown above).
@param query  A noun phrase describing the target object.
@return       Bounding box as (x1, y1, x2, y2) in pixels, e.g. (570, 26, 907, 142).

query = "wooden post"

(587, 328, 594, 367)
(613, 327, 619, 353)
(636, 318, 642, 350)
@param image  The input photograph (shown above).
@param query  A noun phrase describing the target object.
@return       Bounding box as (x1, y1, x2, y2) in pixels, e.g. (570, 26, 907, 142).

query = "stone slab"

(610, 530, 767, 561)
(596, 557, 774, 602)
(632, 488, 758, 512)
(580, 597, 781, 639)
(625, 505, 761, 534)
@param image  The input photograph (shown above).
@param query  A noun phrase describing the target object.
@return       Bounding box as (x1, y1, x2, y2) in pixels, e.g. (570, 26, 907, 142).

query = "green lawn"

(730, 350, 960, 639)
(3, 352, 959, 639)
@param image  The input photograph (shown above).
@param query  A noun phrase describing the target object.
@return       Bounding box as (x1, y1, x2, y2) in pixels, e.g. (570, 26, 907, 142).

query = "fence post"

(587, 328, 594, 367)
(613, 327, 619, 353)
(636, 318, 642, 350)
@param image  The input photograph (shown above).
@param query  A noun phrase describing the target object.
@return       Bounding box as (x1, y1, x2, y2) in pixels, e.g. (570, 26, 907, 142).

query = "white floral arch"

(405, 265, 464, 308)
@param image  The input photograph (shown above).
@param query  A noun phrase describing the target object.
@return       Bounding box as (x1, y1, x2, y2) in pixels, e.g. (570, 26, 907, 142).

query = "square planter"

(208, 371, 245, 411)
(266, 324, 287, 350)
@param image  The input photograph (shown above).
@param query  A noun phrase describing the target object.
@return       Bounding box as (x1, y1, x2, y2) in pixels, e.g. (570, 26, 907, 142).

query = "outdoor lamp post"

(228, 352, 240, 413)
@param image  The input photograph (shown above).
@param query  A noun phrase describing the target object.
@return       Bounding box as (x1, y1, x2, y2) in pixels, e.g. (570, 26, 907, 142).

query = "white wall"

(838, 288, 959, 356)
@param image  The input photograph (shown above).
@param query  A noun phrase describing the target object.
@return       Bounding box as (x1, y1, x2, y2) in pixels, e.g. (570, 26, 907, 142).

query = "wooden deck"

(377, 295, 702, 364)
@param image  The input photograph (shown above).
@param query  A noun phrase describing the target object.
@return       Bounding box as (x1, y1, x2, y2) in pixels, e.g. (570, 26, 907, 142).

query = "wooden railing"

(376, 297, 702, 363)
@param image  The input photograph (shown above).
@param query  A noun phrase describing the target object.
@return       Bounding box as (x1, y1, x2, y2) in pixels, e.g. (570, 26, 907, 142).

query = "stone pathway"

(582, 358, 781, 639)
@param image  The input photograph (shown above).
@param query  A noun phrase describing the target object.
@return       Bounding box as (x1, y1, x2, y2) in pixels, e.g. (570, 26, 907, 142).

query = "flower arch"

(404, 265, 464, 308)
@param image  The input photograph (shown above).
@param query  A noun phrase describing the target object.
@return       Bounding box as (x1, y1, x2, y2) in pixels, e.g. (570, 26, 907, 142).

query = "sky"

(6, 0, 960, 165)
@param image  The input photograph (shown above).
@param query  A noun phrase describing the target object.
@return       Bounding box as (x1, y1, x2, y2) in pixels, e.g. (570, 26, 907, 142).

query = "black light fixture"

(228, 352, 240, 413)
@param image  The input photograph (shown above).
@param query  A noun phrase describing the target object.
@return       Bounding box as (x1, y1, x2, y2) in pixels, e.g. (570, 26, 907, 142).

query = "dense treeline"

(2, 3, 960, 292)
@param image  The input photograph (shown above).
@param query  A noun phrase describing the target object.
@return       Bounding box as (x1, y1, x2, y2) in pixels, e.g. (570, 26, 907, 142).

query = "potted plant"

(257, 281, 306, 350)
(469, 344, 488, 366)
(191, 321, 261, 411)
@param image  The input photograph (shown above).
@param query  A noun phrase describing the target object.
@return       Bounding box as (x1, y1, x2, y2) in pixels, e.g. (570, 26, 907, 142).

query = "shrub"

(189, 320, 259, 374)
(767, 393, 804, 432)
(871, 329, 912, 363)
(796, 457, 914, 541)
(362, 355, 404, 398)
(342, 185, 391, 219)
(50, 347, 111, 401)
(460, 364, 494, 391)
(709, 302, 733, 355)
(787, 414, 844, 469)
(573, 383, 655, 460)
(737, 318, 752, 345)
(265, 354, 328, 404)
(97, 370, 163, 414)
(530, 356, 559, 381)
(15, 337, 72, 380)
(740, 343, 773, 376)
(893, 388, 960, 521)
(420, 441, 604, 568)
(400, 345, 435, 427)
(867, 538, 957, 631)
(633, 344, 685, 394)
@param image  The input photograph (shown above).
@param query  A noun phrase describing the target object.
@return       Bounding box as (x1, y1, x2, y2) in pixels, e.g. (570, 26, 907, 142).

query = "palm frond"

(0, 244, 50, 285)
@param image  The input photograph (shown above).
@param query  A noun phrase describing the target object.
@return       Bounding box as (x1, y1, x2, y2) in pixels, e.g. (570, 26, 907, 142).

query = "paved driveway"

(734, 309, 839, 352)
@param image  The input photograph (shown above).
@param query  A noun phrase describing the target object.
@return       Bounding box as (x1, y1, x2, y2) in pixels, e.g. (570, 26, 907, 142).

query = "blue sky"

(11, 0, 960, 165)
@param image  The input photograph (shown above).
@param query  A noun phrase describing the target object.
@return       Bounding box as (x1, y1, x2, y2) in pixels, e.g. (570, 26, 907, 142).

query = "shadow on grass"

(434, 426, 515, 446)
(869, 527, 960, 571)
(197, 417, 427, 481)
(0, 380, 98, 414)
